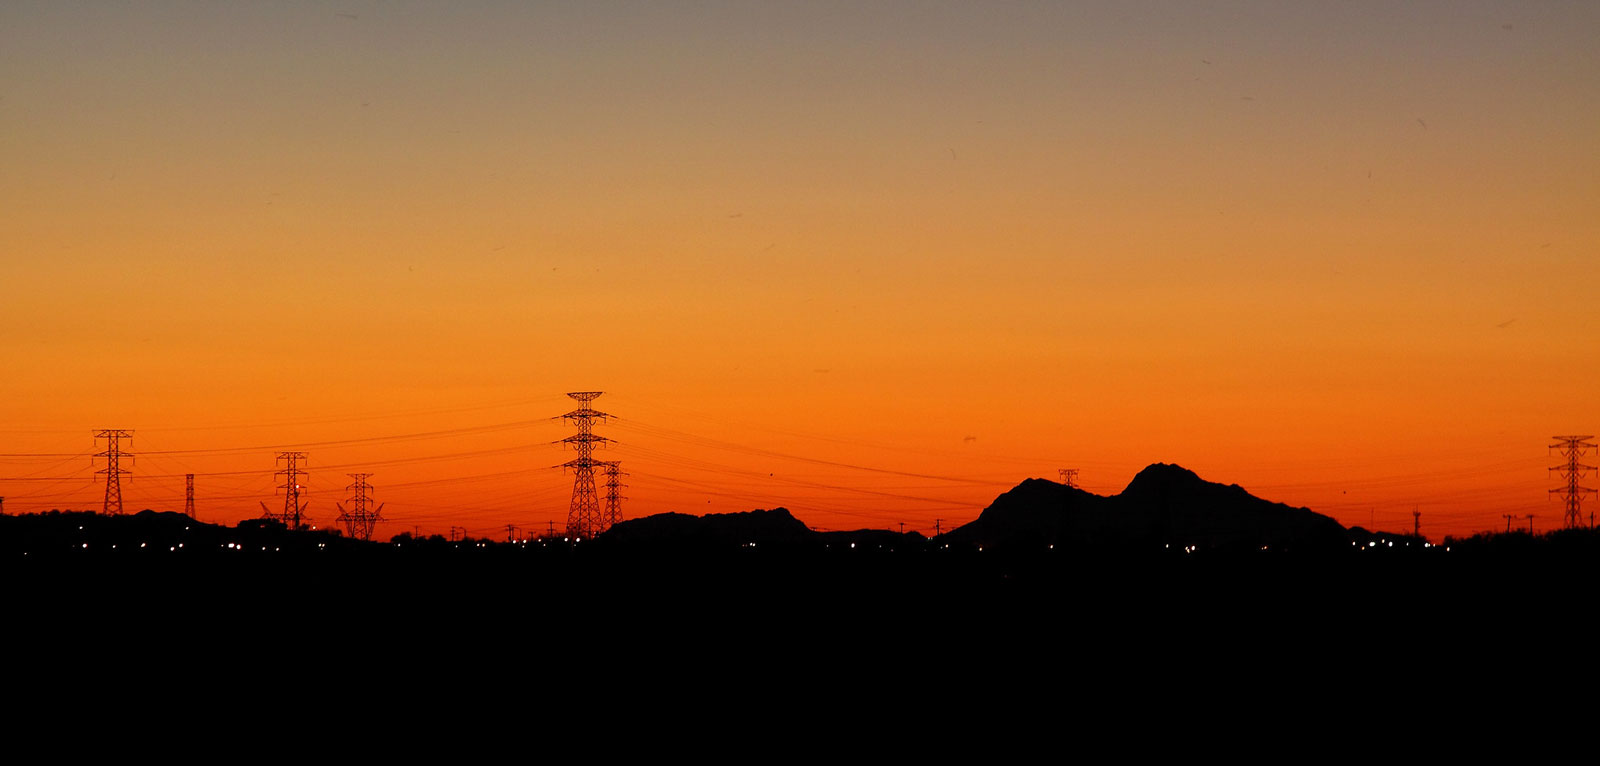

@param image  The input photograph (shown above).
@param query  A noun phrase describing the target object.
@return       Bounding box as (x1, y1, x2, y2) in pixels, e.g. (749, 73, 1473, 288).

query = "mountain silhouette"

(941, 463, 1347, 552)
(597, 507, 816, 548)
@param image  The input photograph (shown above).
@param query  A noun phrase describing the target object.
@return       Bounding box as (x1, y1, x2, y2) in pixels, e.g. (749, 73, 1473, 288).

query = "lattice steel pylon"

(1058, 468, 1079, 488)
(560, 392, 611, 539)
(94, 429, 133, 515)
(336, 473, 384, 541)
(185, 473, 195, 518)
(1550, 435, 1597, 529)
(602, 460, 628, 531)
(260, 451, 309, 530)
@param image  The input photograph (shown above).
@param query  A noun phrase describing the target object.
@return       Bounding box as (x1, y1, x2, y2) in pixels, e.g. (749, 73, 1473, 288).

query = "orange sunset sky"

(2, 2, 1596, 540)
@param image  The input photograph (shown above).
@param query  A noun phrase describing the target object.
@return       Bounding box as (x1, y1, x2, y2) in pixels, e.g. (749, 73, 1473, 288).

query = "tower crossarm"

(561, 434, 612, 447)
(562, 407, 611, 421)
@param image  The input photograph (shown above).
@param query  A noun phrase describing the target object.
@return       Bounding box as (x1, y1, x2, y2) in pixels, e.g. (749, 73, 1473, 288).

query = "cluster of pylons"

(561, 392, 625, 540)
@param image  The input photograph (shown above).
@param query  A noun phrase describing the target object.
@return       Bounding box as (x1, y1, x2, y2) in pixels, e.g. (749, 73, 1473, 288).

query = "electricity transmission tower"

(1058, 468, 1079, 488)
(602, 460, 628, 531)
(560, 392, 611, 539)
(94, 429, 133, 515)
(260, 451, 309, 529)
(185, 474, 195, 519)
(1550, 436, 1597, 529)
(336, 473, 383, 541)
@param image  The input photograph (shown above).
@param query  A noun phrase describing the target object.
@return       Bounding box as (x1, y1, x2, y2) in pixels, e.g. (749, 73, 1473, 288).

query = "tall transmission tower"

(560, 392, 611, 539)
(261, 451, 309, 529)
(602, 460, 628, 532)
(1549, 435, 1597, 529)
(1058, 468, 1079, 488)
(93, 429, 133, 515)
(336, 473, 383, 541)
(185, 474, 195, 519)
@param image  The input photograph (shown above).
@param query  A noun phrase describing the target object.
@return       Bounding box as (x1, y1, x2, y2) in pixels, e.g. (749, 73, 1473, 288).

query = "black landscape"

(10, 463, 1595, 628)
(11, 464, 1598, 723)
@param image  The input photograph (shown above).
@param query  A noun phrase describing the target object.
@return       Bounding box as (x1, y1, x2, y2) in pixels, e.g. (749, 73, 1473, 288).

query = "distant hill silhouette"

(941, 463, 1348, 552)
(597, 507, 815, 547)
(596, 507, 930, 551)
(0, 507, 372, 558)
(0, 466, 1432, 562)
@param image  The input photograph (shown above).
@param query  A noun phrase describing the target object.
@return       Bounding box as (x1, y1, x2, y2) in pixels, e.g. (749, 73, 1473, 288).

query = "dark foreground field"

(10, 510, 1597, 740)
(9, 511, 1595, 666)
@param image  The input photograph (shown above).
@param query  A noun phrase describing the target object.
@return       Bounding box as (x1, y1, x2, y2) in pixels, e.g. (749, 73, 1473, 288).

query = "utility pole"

(1058, 469, 1079, 488)
(1503, 514, 1516, 534)
(261, 452, 308, 530)
(602, 460, 627, 533)
(450, 526, 466, 542)
(934, 518, 942, 536)
(335, 473, 382, 541)
(1526, 514, 1536, 535)
(185, 474, 195, 519)
(93, 429, 133, 515)
(560, 392, 610, 539)
(506, 524, 520, 543)
(1549, 436, 1597, 529)
(1412, 507, 1420, 539)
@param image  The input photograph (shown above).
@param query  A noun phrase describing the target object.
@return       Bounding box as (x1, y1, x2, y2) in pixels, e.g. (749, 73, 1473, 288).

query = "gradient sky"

(3, 2, 1596, 540)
